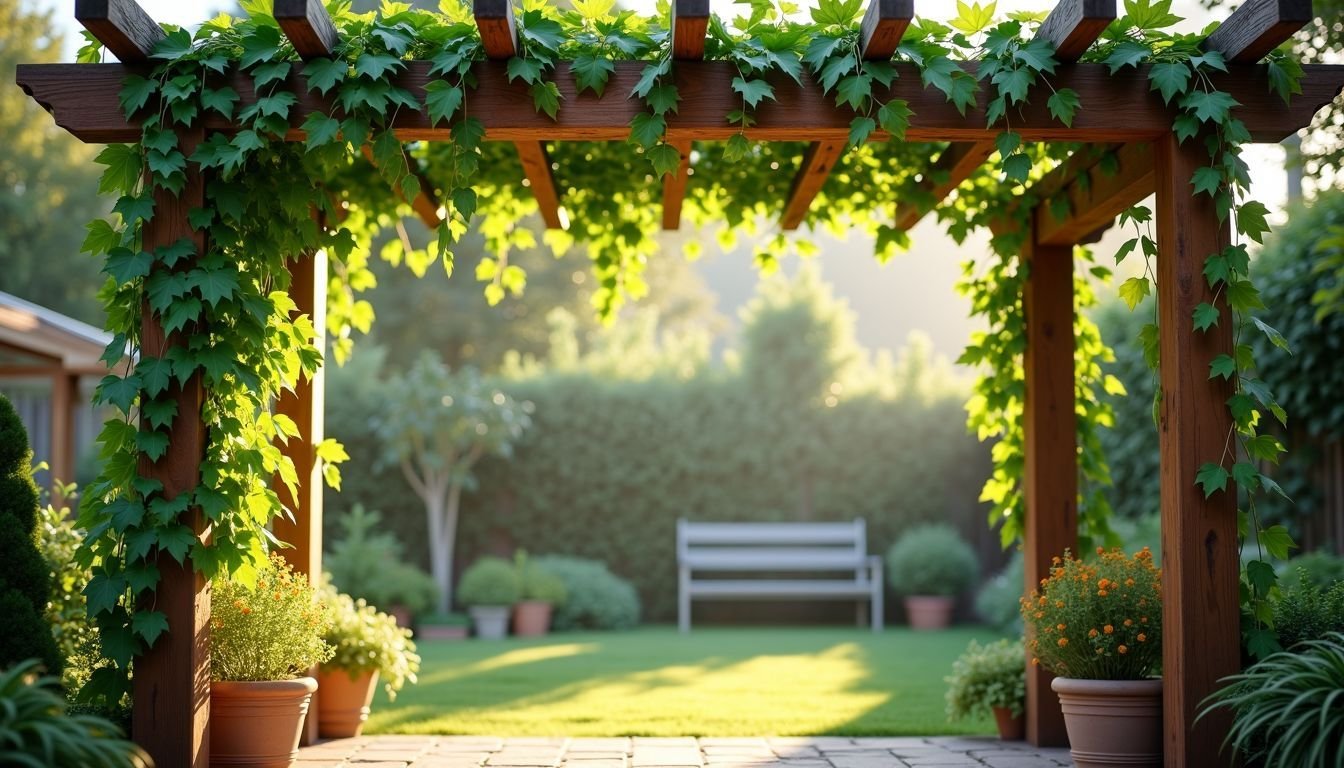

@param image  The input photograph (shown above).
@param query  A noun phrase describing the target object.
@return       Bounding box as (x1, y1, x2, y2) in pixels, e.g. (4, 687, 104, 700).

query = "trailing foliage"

(0, 660, 149, 768)
(319, 582, 421, 699)
(944, 637, 1027, 721)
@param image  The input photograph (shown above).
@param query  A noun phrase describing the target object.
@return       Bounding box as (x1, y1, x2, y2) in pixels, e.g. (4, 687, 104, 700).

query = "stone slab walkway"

(295, 736, 1074, 768)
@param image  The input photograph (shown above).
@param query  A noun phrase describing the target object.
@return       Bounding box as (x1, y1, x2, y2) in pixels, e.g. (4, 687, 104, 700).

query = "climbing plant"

(70, 0, 1310, 701)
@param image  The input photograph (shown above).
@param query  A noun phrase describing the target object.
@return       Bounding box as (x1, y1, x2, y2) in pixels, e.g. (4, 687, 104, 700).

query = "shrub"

(326, 505, 439, 615)
(975, 552, 1024, 634)
(419, 611, 470, 627)
(885, 524, 979, 597)
(1021, 548, 1161, 680)
(1284, 550, 1344, 590)
(320, 582, 420, 699)
(0, 395, 62, 675)
(534, 555, 641, 630)
(517, 551, 567, 604)
(945, 638, 1027, 721)
(456, 557, 521, 607)
(1274, 578, 1344, 650)
(211, 553, 334, 681)
(1200, 632, 1344, 767)
(36, 483, 107, 695)
(0, 660, 149, 768)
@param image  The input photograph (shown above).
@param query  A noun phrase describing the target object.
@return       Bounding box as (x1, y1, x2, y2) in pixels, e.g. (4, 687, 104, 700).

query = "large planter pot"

(210, 677, 317, 768)
(1052, 677, 1162, 768)
(316, 667, 379, 738)
(904, 595, 954, 629)
(512, 600, 553, 637)
(469, 605, 511, 639)
(992, 706, 1025, 741)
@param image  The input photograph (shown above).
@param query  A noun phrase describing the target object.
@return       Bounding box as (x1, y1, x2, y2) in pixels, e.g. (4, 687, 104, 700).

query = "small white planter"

(469, 605, 512, 639)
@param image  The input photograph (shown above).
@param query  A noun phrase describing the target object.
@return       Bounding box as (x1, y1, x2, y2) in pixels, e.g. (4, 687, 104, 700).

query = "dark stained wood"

(1203, 0, 1314, 63)
(515, 141, 567, 229)
(672, 0, 710, 61)
(273, 250, 327, 746)
(275, 0, 340, 60)
(74, 0, 164, 63)
(1154, 130, 1239, 768)
(132, 127, 209, 768)
(893, 140, 995, 231)
(662, 139, 693, 230)
(474, 0, 518, 60)
(860, 0, 915, 60)
(48, 373, 76, 489)
(17, 62, 1344, 145)
(1022, 228, 1076, 750)
(1034, 142, 1155, 246)
(780, 140, 845, 230)
(1037, 0, 1117, 62)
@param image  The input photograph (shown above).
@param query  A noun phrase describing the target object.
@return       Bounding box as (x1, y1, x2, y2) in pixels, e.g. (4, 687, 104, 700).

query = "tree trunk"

(425, 486, 450, 614)
(440, 481, 463, 609)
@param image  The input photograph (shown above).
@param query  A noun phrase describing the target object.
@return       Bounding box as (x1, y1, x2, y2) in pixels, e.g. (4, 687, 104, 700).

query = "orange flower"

(241, 606, 252, 615)
(1125, 578, 1135, 587)
(1123, 619, 1133, 627)
(1057, 623, 1066, 631)
(1032, 657, 1040, 666)
(1058, 638, 1069, 647)
(1104, 625, 1114, 634)
(1137, 633, 1147, 642)
(1089, 628, 1099, 638)
(1098, 589, 1109, 597)
(1035, 611, 1045, 619)
(1118, 645, 1128, 654)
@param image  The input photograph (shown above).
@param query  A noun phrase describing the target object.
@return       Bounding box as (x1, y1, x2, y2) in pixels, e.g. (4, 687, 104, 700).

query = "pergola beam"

(1033, 142, 1155, 246)
(358, 145, 441, 229)
(1203, 0, 1314, 63)
(860, 1, 915, 60)
(516, 142, 568, 229)
(662, 140, 694, 230)
(671, 0, 710, 60)
(474, 0, 518, 60)
(780, 140, 846, 231)
(892, 1, 1117, 232)
(275, 0, 340, 60)
(74, 0, 163, 63)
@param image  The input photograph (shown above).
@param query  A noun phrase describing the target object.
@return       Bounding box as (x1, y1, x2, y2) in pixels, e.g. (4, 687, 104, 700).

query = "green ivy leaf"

(646, 84, 680, 117)
(1259, 524, 1296, 561)
(1180, 90, 1239, 124)
(1148, 62, 1190, 105)
(96, 374, 141, 414)
(630, 59, 669, 99)
(1209, 354, 1236, 380)
(647, 144, 682, 178)
(1119, 276, 1151, 310)
(1195, 462, 1229, 498)
(1231, 461, 1260, 492)
(1227, 279, 1265, 312)
(156, 523, 196, 564)
(877, 100, 912, 141)
(251, 60, 291, 88)
(304, 57, 348, 95)
(239, 25, 282, 69)
(1001, 153, 1031, 183)
(82, 220, 121, 256)
(1245, 559, 1276, 597)
(104, 248, 153, 285)
(119, 75, 157, 117)
(507, 57, 544, 84)
(847, 116, 876, 149)
(723, 133, 751, 162)
(1190, 166, 1222, 198)
(530, 81, 562, 120)
(1245, 434, 1285, 464)
(1236, 200, 1271, 244)
(1046, 88, 1080, 127)
(132, 610, 169, 646)
(302, 113, 341, 150)
(424, 82, 464, 127)
(836, 75, 872, 111)
(142, 398, 178, 431)
(150, 27, 194, 60)
(107, 498, 145, 531)
(629, 113, 666, 150)
(84, 572, 127, 617)
(1192, 302, 1220, 332)
(572, 55, 615, 97)
(113, 194, 155, 225)
(1251, 317, 1290, 353)
(811, 0, 864, 26)
(136, 356, 175, 397)
(136, 429, 170, 461)
(355, 52, 406, 81)
(95, 144, 142, 195)
(1227, 393, 1256, 429)
(732, 77, 776, 109)
(1104, 40, 1150, 73)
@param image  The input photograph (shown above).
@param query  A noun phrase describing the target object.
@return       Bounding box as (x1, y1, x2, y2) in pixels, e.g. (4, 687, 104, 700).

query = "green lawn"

(366, 626, 1003, 736)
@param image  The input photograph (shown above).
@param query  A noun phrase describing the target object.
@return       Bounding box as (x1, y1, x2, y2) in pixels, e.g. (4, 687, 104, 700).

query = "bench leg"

(872, 582, 883, 632)
(678, 566, 690, 634)
(856, 601, 866, 628)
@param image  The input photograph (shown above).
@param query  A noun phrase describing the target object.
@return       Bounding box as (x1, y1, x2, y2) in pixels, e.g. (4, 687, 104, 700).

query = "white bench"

(676, 518, 883, 633)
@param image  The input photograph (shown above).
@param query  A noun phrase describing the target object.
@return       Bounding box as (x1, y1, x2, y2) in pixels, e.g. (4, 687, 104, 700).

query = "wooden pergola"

(16, 0, 1344, 766)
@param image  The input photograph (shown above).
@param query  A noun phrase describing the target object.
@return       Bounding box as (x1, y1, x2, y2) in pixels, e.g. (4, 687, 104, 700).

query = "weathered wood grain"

(74, 0, 164, 63)
(672, 0, 710, 61)
(860, 0, 915, 60)
(1037, 0, 1117, 62)
(893, 140, 995, 232)
(1034, 142, 1155, 245)
(275, 0, 340, 60)
(474, 0, 518, 59)
(1203, 0, 1314, 63)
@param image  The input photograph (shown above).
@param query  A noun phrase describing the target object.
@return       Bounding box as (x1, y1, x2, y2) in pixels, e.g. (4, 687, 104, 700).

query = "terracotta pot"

(469, 605, 511, 639)
(904, 595, 954, 629)
(992, 706, 1025, 741)
(1052, 677, 1162, 768)
(316, 667, 379, 739)
(512, 600, 553, 637)
(417, 623, 469, 640)
(210, 677, 317, 768)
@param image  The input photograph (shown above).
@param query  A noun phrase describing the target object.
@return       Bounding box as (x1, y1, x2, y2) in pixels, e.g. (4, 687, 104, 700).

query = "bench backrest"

(677, 519, 868, 574)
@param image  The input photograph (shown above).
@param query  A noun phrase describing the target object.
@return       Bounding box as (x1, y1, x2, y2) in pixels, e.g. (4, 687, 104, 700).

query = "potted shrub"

(316, 584, 421, 738)
(1021, 547, 1163, 768)
(945, 638, 1027, 740)
(885, 524, 979, 629)
(456, 556, 521, 639)
(512, 551, 568, 637)
(417, 611, 472, 640)
(210, 553, 333, 768)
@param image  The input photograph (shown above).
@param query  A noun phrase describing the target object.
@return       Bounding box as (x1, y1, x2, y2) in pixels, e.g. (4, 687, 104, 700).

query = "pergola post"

(1154, 131, 1239, 767)
(272, 250, 327, 745)
(1021, 227, 1077, 748)
(132, 127, 211, 768)
(49, 371, 76, 488)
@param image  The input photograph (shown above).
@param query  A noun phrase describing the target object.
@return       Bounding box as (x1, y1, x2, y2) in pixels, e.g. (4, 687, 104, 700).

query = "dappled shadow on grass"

(366, 626, 1001, 736)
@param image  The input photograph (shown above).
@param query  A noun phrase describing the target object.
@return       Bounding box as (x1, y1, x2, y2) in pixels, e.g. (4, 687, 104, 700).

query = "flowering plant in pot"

(210, 553, 333, 768)
(1021, 547, 1163, 768)
(512, 551, 568, 637)
(316, 582, 420, 738)
(885, 524, 979, 629)
(945, 638, 1027, 740)
(456, 556, 521, 639)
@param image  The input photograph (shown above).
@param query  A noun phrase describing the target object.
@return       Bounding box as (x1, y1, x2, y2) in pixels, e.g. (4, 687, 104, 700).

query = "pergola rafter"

(18, 1, 1344, 767)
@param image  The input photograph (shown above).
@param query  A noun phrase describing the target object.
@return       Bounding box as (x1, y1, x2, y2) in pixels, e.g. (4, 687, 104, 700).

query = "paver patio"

(295, 736, 1073, 768)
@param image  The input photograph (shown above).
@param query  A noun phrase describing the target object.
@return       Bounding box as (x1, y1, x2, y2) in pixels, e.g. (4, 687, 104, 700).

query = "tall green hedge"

(0, 394, 63, 673)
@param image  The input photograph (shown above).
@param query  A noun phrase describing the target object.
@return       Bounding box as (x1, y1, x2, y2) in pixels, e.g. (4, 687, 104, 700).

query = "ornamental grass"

(210, 553, 333, 682)
(1020, 547, 1161, 680)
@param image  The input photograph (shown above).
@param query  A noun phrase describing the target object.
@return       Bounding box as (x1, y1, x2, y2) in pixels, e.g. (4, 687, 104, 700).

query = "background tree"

(377, 355, 532, 613)
(0, 0, 108, 323)
(0, 394, 63, 674)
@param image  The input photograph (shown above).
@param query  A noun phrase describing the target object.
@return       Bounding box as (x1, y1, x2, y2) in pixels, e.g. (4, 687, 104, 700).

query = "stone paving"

(295, 736, 1074, 768)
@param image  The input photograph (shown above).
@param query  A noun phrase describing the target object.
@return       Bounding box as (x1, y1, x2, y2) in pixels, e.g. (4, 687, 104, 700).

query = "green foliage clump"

(0, 660, 149, 768)
(516, 551, 567, 604)
(210, 554, 333, 682)
(326, 505, 439, 614)
(0, 395, 62, 675)
(1274, 579, 1344, 651)
(533, 555, 641, 631)
(36, 483, 110, 696)
(886, 524, 979, 597)
(944, 638, 1026, 721)
(974, 552, 1023, 635)
(1285, 551, 1344, 591)
(320, 582, 420, 699)
(456, 557, 521, 607)
(1201, 633, 1344, 768)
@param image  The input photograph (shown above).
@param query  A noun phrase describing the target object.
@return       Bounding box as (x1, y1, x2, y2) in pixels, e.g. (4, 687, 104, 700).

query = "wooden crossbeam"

(1037, 0, 1116, 62)
(662, 140, 694, 230)
(474, 0, 518, 60)
(1202, 0, 1314, 63)
(893, 141, 995, 231)
(19, 62, 1344, 146)
(275, 0, 340, 60)
(780, 141, 846, 230)
(1033, 142, 1154, 246)
(672, 0, 710, 60)
(860, 0, 915, 60)
(515, 142, 567, 229)
(74, 0, 163, 63)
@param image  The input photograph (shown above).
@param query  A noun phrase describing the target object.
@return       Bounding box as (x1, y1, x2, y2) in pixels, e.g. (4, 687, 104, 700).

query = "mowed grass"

(366, 626, 1003, 737)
